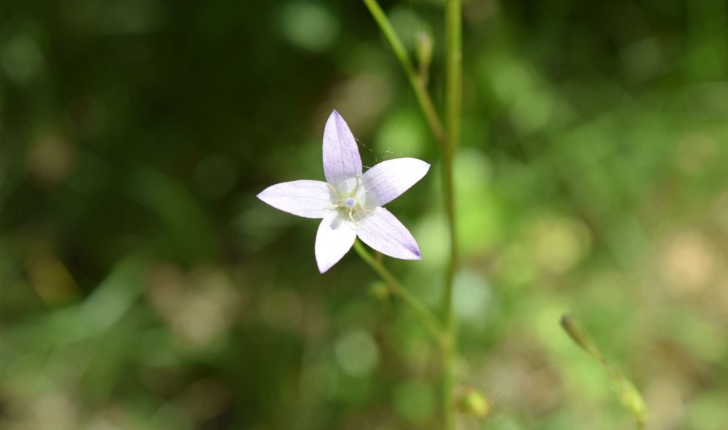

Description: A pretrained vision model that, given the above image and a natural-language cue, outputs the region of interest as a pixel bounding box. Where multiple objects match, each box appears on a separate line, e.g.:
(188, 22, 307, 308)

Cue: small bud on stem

(369, 281, 391, 301)
(454, 386, 489, 418)
(416, 31, 433, 87)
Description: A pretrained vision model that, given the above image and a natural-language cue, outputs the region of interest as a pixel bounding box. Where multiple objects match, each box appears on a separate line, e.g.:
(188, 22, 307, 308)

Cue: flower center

(326, 175, 374, 227)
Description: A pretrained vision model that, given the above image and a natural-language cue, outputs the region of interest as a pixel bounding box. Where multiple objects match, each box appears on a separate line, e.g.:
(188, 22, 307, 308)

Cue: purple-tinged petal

(362, 158, 430, 208)
(356, 207, 421, 260)
(323, 110, 362, 187)
(315, 212, 357, 273)
(257, 180, 333, 219)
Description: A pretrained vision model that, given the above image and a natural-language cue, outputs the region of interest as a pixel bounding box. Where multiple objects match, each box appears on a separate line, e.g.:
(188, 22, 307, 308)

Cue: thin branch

(353, 240, 446, 345)
(362, 0, 447, 148)
(441, 1, 462, 429)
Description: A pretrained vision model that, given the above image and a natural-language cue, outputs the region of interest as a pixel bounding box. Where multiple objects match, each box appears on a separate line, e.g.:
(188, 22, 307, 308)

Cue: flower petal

(257, 180, 333, 218)
(315, 212, 357, 273)
(323, 110, 362, 187)
(356, 207, 421, 260)
(362, 158, 430, 208)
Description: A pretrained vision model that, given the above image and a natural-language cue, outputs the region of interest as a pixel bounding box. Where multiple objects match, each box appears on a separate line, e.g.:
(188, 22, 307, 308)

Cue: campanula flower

(258, 111, 430, 273)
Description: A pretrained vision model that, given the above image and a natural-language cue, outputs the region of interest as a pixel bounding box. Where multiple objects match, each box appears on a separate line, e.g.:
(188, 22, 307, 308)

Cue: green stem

(353, 240, 446, 344)
(442, 1, 462, 429)
(440, 147, 458, 430)
(362, 0, 447, 148)
(444, 0, 462, 300)
(445, 0, 462, 153)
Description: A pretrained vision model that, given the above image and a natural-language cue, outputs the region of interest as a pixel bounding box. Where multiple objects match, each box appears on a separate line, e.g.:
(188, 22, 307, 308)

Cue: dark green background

(1, 0, 727, 429)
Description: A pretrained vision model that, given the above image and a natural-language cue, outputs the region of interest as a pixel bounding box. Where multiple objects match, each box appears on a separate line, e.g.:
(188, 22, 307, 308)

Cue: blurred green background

(1, 0, 727, 429)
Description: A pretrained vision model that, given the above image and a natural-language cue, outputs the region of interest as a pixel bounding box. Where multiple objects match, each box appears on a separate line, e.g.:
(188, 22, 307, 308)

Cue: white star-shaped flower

(258, 110, 430, 273)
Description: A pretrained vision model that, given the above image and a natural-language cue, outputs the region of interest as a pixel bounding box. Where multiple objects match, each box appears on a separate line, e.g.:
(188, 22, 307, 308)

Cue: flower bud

(416, 31, 433, 86)
(369, 282, 390, 301)
(416, 31, 433, 68)
(560, 314, 602, 360)
(455, 386, 489, 418)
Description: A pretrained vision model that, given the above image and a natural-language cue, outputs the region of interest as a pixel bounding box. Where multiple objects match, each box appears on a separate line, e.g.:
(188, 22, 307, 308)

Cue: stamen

(352, 174, 360, 195)
(326, 183, 342, 198)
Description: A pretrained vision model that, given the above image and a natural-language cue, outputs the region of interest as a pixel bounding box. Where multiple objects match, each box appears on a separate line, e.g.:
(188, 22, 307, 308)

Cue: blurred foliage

(1, 0, 727, 429)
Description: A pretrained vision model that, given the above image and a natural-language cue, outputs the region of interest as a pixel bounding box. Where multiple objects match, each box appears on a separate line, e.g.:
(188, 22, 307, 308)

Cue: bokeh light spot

(393, 380, 436, 423)
(374, 109, 427, 159)
(281, 3, 339, 52)
(453, 270, 493, 327)
(2, 34, 44, 84)
(334, 330, 379, 377)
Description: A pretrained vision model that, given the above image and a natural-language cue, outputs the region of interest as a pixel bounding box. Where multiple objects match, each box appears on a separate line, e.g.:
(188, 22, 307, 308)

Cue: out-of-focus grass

(0, 0, 727, 429)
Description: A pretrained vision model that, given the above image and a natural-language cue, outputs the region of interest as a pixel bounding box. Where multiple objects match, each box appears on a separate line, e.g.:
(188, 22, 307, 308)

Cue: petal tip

(316, 255, 329, 273)
(316, 255, 337, 273)
(405, 240, 422, 260)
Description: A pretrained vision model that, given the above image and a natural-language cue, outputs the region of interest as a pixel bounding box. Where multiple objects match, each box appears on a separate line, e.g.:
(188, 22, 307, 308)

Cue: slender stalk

(561, 315, 647, 429)
(441, 160, 458, 430)
(442, 0, 462, 324)
(442, 1, 462, 429)
(362, 0, 447, 148)
(353, 240, 446, 344)
(445, 0, 462, 152)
